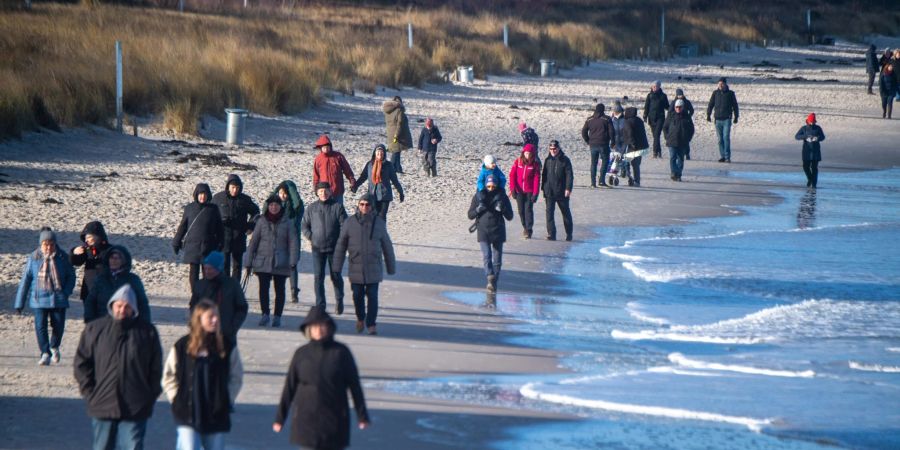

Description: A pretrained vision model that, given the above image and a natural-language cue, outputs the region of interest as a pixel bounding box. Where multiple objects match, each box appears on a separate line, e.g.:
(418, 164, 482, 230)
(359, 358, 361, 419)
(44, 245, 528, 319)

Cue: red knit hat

(314, 134, 332, 148)
(522, 143, 536, 154)
(806, 113, 816, 125)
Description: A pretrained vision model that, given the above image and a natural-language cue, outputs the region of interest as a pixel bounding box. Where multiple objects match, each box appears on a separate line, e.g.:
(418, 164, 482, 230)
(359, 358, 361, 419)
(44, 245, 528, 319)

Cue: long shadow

(391, 260, 574, 296)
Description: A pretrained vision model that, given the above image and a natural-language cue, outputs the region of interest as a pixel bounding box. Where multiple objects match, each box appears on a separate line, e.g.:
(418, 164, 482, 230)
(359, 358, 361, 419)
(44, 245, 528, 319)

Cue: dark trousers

(289, 263, 300, 302)
(188, 263, 201, 293)
(803, 160, 819, 187)
(312, 250, 344, 309)
(478, 241, 503, 277)
(882, 94, 894, 118)
(515, 194, 534, 233)
(256, 273, 287, 316)
(351, 283, 379, 327)
(223, 251, 242, 280)
(590, 145, 610, 186)
(423, 150, 437, 176)
(545, 196, 573, 239)
(390, 151, 403, 173)
(649, 119, 664, 157)
(867, 72, 876, 93)
(92, 418, 147, 450)
(668, 146, 685, 178)
(631, 155, 642, 185)
(34, 307, 66, 355)
(374, 200, 390, 222)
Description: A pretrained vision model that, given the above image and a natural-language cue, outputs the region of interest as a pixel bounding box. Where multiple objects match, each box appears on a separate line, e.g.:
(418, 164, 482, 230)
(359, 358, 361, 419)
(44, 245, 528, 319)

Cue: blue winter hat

(485, 174, 497, 186)
(203, 251, 225, 273)
(38, 226, 56, 244)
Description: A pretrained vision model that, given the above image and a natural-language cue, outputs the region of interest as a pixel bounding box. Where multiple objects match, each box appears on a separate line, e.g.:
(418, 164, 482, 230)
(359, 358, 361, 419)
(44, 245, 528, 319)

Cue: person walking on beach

(382, 96, 413, 174)
(468, 174, 514, 292)
(508, 144, 541, 239)
(581, 103, 615, 188)
(270, 180, 304, 303)
(84, 245, 152, 324)
(668, 88, 695, 160)
(70, 220, 111, 302)
(707, 77, 740, 163)
(663, 99, 695, 182)
(878, 63, 897, 119)
(333, 194, 396, 335)
(643, 80, 669, 158)
(622, 106, 649, 187)
(795, 113, 826, 189)
(417, 117, 442, 176)
(301, 182, 347, 315)
(542, 140, 574, 241)
(610, 101, 626, 155)
(273, 307, 370, 449)
(212, 174, 260, 280)
(245, 195, 299, 328)
(476, 154, 507, 191)
(518, 121, 540, 156)
(351, 144, 405, 222)
(174, 183, 225, 293)
(15, 227, 75, 366)
(74, 284, 162, 450)
(866, 44, 879, 95)
(312, 135, 356, 204)
(163, 300, 243, 450)
(190, 251, 249, 346)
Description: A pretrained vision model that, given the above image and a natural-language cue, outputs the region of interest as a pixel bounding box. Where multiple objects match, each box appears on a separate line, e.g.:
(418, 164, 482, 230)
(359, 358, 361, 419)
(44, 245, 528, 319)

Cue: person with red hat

(312, 135, 356, 204)
(794, 113, 826, 188)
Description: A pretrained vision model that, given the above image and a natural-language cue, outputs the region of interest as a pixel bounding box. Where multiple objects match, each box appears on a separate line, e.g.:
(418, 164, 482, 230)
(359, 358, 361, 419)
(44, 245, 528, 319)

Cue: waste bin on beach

(225, 108, 248, 146)
(540, 59, 555, 77)
(457, 66, 474, 83)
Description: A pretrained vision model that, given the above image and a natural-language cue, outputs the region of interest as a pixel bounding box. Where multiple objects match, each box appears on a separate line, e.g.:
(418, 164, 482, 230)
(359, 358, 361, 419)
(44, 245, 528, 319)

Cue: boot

(334, 299, 344, 315)
(486, 275, 496, 292)
(258, 314, 270, 327)
(272, 316, 282, 328)
(356, 320, 365, 333)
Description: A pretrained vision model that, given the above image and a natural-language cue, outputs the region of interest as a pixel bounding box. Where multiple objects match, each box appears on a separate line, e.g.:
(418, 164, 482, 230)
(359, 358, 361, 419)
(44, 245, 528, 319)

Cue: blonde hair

(188, 299, 226, 358)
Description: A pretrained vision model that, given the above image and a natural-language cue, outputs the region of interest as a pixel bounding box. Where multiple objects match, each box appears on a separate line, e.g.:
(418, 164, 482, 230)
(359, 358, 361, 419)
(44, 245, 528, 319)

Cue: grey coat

(301, 199, 347, 253)
(245, 214, 299, 276)
(333, 213, 396, 285)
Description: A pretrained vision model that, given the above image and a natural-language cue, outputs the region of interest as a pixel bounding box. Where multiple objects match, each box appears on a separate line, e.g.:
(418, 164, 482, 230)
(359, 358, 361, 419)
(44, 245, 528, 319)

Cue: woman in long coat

(794, 113, 826, 188)
(245, 195, 299, 328)
(173, 183, 225, 293)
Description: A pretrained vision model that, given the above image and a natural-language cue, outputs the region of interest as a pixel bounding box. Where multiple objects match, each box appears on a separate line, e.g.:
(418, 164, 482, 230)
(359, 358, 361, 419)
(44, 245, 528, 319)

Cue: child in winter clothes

(476, 154, 507, 192)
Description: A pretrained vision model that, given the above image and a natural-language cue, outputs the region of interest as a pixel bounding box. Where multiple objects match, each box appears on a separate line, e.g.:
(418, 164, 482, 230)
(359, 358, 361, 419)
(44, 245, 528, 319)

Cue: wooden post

(115, 41, 123, 133)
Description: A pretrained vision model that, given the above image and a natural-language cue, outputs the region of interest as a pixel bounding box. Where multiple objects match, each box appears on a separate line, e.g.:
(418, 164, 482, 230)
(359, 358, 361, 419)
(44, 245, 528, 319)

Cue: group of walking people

(866, 44, 900, 119)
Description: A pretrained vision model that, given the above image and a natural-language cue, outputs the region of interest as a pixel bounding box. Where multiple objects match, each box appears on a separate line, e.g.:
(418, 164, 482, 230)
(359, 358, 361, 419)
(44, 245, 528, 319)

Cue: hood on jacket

(277, 180, 302, 209)
(382, 99, 403, 114)
(370, 144, 387, 161)
(102, 244, 133, 274)
(624, 107, 638, 119)
(80, 221, 109, 244)
(299, 306, 336, 333)
(107, 284, 138, 318)
(193, 183, 213, 203)
(225, 174, 243, 196)
(592, 103, 605, 117)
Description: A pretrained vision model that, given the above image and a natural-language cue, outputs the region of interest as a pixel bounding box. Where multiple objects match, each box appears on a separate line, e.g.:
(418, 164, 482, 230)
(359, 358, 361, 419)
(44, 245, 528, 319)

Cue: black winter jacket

(74, 316, 163, 421)
(275, 338, 369, 449)
(212, 175, 260, 255)
(663, 111, 695, 148)
(582, 113, 616, 147)
(866, 46, 879, 74)
(190, 273, 248, 344)
(333, 212, 396, 284)
(169, 336, 235, 433)
(84, 245, 152, 324)
(173, 183, 225, 264)
(795, 124, 825, 162)
(622, 107, 650, 150)
(541, 151, 574, 199)
(70, 221, 111, 301)
(417, 125, 442, 152)
(301, 199, 347, 253)
(467, 188, 514, 244)
(643, 90, 670, 123)
(707, 87, 740, 121)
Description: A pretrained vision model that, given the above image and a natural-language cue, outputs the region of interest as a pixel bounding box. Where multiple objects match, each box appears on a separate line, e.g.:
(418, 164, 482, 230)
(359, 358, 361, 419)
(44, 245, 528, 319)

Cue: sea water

(384, 168, 900, 449)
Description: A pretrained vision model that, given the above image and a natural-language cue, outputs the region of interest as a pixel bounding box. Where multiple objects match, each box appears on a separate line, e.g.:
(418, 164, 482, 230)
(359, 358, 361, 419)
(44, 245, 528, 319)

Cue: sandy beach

(1, 36, 898, 449)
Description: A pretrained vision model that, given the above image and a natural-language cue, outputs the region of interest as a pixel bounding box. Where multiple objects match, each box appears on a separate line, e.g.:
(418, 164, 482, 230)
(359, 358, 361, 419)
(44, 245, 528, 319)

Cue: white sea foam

(848, 361, 900, 373)
(626, 302, 670, 325)
(668, 353, 815, 378)
(621, 262, 696, 283)
(887, 347, 900, 353)
(646, 366, 723, 377)
(610, 329, 770, 345)
(599, 246, 653, 262)
(520, 383, 772, 432)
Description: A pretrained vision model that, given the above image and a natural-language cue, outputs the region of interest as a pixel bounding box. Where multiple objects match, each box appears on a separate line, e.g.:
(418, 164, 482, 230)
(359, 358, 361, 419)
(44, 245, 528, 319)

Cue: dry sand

(1, 37, 898, 449)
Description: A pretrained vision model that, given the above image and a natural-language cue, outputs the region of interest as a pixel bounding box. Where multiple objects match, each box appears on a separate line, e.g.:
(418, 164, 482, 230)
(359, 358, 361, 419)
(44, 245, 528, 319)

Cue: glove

(733, 118, 738, 124)
(399, 193, 405, 203)
(493, 201, 503, 212)
(706, 116, 711, 122)
(475, 204, 487, 214)
(531, 194, 539, 204)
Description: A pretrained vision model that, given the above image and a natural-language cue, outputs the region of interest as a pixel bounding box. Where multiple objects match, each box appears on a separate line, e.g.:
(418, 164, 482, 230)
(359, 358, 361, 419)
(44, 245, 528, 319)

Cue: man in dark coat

(74, 284, 163, 450)
(668, 88, 695, 160)
(582, 103, 616, 188)
(417, 118, 442, 176)
(467, 175, 514, 292)
(274, 307, 369, 449)
(707, 77, 740, 163)
(190, 251, 249, 345)
(794, 113, 826, 188)
(622, 107, 649, 186)
(301, 182, 347, 314)
(173, 183, 225, 293)
(643, 80, 670, 158)
(212, 174, 260, 280)
(383, 96, 413, 173)
(866, 44, 879, 95)
(663, 99, 695, 182)
(70, 220, 111, 301)
(333, 194, 397, 335)
(541, 140, 574, 241)
(84, 245, 152, 324)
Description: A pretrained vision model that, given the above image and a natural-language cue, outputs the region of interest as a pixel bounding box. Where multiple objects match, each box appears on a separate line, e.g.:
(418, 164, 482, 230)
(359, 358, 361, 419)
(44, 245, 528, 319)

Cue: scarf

(372, 159, 383, 184)
(37, 251, 62, 293)
(265, 209, 284, 223)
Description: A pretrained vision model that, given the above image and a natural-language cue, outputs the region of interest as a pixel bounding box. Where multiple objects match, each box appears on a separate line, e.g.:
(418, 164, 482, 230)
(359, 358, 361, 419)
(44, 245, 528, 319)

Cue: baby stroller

(605, 148, 649, 187)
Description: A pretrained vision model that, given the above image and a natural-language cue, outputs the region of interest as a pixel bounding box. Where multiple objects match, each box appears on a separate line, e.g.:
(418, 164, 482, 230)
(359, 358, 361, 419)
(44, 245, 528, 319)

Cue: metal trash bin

(539, 59, 555, 77)
(457, 65, 474, 83)
(225, 108, 248, 146)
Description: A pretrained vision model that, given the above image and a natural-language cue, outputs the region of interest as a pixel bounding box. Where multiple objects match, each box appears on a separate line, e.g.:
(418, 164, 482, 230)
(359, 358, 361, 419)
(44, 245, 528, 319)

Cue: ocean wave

(669, 353, 815, 378)
(626, 302, 670, 325)
(599, 246, 653, 262)
(887, 347, 900, 353)
(646, 366, 723, 377)
(848, 361, 900, 373)
(610, 329, 769, 345)
(621, 262, 696, 283)
(520, 382, 772, 432)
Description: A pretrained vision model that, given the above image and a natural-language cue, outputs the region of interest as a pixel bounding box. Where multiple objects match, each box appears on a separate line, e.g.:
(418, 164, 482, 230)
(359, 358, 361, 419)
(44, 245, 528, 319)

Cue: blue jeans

(715, 119, 732, 159)
(311, 250, 344, 309)
(589, 145, 610, 186)
(479, 241, 503, 277)
(34, 307, 65, 355)
(176, 426, 225, 450)
(351, 283, 379, 327)
(668, 146, 685, 178)
(92, 418, 147, 450)
(390, 150, 403, 173)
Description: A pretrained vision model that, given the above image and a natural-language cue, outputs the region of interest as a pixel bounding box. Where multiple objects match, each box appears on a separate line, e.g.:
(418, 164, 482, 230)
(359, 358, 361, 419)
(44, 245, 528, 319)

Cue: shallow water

(384, 168, 900, 449)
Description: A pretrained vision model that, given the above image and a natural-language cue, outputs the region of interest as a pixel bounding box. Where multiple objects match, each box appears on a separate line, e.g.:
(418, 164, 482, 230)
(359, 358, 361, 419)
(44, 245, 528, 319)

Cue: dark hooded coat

(643, 89, 670, 124)
(795, 124, 826, 162)
(84, 245, 152, 323)
(190, 272, 248, 344)
(212, 174, 260, 255)
(467, 187, 514, 244)
(269, 180, 305, 241)
(173, 183, 225, 264)
(581, 106, 615, 147)
(622, 107, 650, 150)
(663, 110, 695, 148)
(333, 211, 396, 285)
(382, 99, 413, 152)
(541, 150, 574, 200)
(70, 221, 112, 300)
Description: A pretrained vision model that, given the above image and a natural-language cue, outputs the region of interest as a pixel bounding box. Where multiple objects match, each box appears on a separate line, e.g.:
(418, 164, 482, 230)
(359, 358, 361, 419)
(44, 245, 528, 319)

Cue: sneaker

(546, 235, 556, 241)
(50, 348, 60, 364)
(367, 326, 378, 336)
(670, 175, 677, 181)
(718, 158, 726, 163)
(258, 314, 270, 327)
(526, 230, 533, 239)
(725, 159, 731, 163)
(356, 320, 365, 333)
(335, 300, 344, 316)
(38, 353, 50, 366)
(271, 316, 281, 328)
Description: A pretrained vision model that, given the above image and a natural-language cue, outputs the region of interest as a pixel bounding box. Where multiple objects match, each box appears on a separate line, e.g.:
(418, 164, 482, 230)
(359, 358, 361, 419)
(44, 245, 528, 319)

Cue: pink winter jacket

(509, 157, 541, 195)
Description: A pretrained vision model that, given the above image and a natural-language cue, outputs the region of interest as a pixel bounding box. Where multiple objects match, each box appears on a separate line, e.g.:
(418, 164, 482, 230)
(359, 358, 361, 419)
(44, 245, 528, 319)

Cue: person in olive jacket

(541, 140, 574, 241)
(794, 113, 826, 188)
(212, 174, 260, 280)
(271, 180, 305, 303)
(190, 251, 249, 345)
(468, 174, 514, 293)
(173, 183, 225, 293)
(273, 307, 370, 449)
(333, 194, 397, 335)
(643, 80, 670, 158)
(351, 144, 405, 222)
(301, 182, 348, 314)
(245, 195, 299, 328)
(70, 220, 112, 301)
(84, 245, 152, 324)
(663, 99, 695, 182)
(382, 96, 413, 174)
(74, 284, 163, 450)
